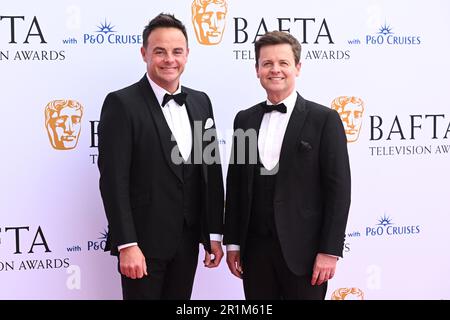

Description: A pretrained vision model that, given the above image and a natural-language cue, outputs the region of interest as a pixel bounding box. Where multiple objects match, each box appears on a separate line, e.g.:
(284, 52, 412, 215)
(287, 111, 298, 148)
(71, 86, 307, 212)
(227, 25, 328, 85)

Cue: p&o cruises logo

(83, 20, 142, 45)
(365, 22, 421, 46)
(365, 214, 420, 238)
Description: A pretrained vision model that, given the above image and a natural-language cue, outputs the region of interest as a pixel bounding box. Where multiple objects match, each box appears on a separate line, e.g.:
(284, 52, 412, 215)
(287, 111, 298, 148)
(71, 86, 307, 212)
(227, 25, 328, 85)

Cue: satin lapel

(278, 93, 309, 178)
(138, 76, 183, 182)
(183, 90, 206, 181)
(246, 104, 265, 201)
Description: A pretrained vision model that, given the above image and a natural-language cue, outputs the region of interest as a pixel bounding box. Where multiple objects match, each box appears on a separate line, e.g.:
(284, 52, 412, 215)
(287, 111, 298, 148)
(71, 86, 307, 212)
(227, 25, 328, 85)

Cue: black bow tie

(162, 92, 187, 107)
(263, 102, 287, 113)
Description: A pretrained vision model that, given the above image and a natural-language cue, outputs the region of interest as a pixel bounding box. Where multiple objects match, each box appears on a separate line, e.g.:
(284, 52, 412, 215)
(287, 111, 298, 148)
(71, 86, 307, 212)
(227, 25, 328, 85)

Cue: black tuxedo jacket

(224, 93, 351, 276)
(98, 75, 224, 259)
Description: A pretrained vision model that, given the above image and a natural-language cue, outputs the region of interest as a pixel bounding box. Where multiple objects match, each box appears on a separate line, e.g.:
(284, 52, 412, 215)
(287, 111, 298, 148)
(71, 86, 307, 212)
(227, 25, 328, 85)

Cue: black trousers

(242, 235, 327, 300)
(120, 224, 199, 300)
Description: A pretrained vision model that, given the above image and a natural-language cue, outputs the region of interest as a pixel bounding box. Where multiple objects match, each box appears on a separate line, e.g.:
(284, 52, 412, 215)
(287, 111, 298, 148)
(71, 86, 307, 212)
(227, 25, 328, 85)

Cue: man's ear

(295, 62, 301, 76)
(140, 46, 146, 61)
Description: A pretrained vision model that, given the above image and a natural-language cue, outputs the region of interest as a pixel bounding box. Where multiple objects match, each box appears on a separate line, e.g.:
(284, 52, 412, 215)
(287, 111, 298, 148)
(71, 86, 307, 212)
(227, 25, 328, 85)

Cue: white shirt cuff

(117, 242, 138, 251)
(226, 244, 240, 251)
(210, 233, 222, 242)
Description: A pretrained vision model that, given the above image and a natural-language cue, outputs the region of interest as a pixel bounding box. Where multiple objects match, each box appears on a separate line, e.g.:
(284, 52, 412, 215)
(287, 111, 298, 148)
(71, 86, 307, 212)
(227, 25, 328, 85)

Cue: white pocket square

(204, 118, 214, 129)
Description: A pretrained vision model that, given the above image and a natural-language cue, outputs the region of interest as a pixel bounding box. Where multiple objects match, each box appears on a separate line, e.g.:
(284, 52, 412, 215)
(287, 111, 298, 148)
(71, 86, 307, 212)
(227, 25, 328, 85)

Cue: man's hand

(311, 253, 337, 285)
(226, 250, 243, 279)
(204, 240, 223, 268)
(119, 245, 148, 279)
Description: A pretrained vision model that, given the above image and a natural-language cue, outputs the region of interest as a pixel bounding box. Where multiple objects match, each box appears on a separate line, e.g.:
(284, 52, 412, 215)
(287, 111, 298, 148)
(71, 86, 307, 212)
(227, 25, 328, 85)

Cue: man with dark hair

(224, 31, 351, 300)
(98, 13, 224, 300)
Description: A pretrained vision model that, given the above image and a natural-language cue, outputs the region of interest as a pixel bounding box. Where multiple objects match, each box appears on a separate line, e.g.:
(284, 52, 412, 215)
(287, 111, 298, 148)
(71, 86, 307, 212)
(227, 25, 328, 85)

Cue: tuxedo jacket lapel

(246, 105, 265, 203)
(138, 76, 183, 182)
(183, 90, 206, 181)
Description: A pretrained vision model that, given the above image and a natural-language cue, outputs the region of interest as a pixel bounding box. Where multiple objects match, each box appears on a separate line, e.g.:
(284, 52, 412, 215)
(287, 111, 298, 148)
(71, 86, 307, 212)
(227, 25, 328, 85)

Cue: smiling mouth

(161, 67, 178, 72)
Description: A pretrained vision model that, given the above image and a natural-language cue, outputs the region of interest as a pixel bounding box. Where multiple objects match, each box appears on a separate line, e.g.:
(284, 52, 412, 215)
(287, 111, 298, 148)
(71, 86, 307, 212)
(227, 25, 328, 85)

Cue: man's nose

(270, 63, 281, 73)
(164, 52, 175, 63)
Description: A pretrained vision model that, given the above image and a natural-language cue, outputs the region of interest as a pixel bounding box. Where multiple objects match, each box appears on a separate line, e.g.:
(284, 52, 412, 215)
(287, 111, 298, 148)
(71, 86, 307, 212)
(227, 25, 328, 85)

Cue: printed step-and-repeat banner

(1, 0, 449, 299)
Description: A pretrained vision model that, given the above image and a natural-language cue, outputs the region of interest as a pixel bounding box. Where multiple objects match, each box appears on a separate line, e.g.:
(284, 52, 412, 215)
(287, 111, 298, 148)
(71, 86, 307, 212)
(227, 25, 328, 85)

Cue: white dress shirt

(258, 90, 297, 171)
(147, 75, 192, 162)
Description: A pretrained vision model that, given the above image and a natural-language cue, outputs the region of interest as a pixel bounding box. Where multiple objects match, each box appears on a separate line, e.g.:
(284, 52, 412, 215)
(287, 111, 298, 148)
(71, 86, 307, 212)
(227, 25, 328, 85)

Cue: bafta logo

(192, 0, 228, 45)
(331, 96, 365, 143)
(45, 100, 83, 150)
(331, 287, 364, 300)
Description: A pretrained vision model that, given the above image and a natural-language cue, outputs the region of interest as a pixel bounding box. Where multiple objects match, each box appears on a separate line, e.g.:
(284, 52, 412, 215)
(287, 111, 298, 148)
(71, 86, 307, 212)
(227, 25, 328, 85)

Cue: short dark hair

(142, 13, 188, 48)
(254, 31, 301, 66)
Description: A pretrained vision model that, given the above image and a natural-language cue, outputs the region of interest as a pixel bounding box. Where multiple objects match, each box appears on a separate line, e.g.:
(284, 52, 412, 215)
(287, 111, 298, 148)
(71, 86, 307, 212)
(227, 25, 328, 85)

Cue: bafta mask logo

(192, 0, 228, 45)
(45, 100, 83, 150)
(331, 96, 365, 143)
(331, 287, 364, 300)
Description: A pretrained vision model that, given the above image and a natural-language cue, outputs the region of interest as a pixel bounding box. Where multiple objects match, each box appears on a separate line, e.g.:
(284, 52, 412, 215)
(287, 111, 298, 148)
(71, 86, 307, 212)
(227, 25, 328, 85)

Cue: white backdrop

(1, 0, 449, 299)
